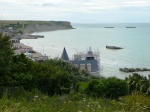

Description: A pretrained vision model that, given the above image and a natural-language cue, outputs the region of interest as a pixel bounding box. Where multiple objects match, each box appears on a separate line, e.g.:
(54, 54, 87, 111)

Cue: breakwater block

(119, 68, 150, 73)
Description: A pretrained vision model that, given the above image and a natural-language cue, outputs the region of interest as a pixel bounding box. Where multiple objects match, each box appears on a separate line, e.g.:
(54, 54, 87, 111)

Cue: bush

(76, 82, 89, 93)
(126, 73, 150, 95)
(85, 77, 129, 99)
(50, 71, 71, 95)
(115, 91, 150, 112)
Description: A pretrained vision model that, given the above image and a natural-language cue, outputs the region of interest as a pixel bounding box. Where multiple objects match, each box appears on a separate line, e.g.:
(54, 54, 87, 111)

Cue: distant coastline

(22, 21, 74, 34)
(0, 20, 74, 34)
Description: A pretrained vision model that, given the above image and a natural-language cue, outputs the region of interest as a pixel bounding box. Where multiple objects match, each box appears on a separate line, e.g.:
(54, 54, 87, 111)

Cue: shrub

(85, 77, 128, 99)
(76, 82, 89, 93)
(126, 73, 150, 95)
(116, 91, 150, 112)
(44, 71, 71, 95)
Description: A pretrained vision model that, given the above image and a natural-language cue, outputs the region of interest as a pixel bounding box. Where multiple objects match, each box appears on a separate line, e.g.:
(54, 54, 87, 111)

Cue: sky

(0, 0, 150, 23)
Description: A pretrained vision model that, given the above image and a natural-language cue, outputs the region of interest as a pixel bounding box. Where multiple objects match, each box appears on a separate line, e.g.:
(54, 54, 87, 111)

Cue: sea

(20, 23, 150, 79)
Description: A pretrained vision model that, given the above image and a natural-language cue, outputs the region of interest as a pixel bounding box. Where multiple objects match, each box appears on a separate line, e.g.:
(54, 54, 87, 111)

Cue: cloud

(42, 3, 56, 7)
(0, 0, 150, 22)
(2, 0, 150, 12)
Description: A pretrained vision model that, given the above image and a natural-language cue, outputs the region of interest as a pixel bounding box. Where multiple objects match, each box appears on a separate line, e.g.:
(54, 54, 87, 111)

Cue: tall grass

(0, 91, 150, 112)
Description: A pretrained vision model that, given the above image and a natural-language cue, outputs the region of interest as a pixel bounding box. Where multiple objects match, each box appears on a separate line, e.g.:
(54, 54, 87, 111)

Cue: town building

(61, 47, 100, 75)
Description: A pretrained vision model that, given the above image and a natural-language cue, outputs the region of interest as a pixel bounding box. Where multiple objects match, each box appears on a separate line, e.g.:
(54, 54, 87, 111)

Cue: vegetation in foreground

(0, 34, 150, 111)
(0, 91, 150, 112)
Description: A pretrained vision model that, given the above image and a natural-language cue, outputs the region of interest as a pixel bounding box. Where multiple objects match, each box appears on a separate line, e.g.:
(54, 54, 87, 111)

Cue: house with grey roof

(60, 47, 100, 75)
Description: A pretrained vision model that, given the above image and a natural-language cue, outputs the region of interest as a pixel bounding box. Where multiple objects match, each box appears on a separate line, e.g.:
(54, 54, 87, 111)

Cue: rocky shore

(119, 68, 150, 73)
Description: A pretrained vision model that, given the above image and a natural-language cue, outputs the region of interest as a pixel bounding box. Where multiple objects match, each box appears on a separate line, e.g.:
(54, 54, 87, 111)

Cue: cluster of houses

(0, 26, 48, 62)
(0, 25, 100, 75)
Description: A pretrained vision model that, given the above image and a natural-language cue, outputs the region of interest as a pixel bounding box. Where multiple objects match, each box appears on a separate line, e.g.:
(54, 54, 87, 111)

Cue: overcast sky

(0, 0, 150, 23)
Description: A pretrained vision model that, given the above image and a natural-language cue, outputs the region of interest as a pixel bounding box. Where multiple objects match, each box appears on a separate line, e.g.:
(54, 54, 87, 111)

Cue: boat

(106, 46, 123, 49)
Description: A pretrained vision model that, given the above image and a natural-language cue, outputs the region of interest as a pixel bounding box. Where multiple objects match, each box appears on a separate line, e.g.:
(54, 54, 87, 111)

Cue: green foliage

(115, 91, 150, 112)
(0, 36, 90, 96)
(12, 53, 34, 74)
(0, 93, 116, 112)
(0, 35, 89, 95)
(0, 35, 14, 76)
(76, 82, 89, 93)
(0, 92, 150, 112)
(48, 71, 71, 95)
(85, 77, 129, 99)
(44, 59, 91, 90)
(12, 73, 36, 91)
(0, 35, 93, 97)
(126, 73, 150, 95)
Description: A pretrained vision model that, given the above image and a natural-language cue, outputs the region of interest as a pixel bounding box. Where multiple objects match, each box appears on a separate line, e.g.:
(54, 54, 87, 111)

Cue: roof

(86, 47, 94, 57)
(61, 47, 69, 60)
(85, 47, 95, 60)
(86, 50, 94, 58)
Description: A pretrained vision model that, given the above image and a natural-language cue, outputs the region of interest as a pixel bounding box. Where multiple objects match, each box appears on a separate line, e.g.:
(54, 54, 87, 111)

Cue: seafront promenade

(0, 27, 48, 61)
(12, 40, 48, 62)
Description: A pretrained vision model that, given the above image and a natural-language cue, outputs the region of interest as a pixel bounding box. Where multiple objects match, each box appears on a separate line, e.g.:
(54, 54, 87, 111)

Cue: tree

(0, 35, 14, 76)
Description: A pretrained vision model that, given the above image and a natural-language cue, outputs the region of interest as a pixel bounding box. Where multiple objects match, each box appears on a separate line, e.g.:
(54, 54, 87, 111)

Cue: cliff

(22, 21, 74, 34)
(1, 20, 74, 34)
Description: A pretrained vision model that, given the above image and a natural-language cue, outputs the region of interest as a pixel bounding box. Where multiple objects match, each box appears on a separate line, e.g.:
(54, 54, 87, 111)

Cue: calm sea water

(20, 23, 150, 79)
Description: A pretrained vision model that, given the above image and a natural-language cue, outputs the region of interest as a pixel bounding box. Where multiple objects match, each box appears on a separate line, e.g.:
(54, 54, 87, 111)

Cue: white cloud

(2, 0, 150, 12)
(0, 0, 150, 22)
